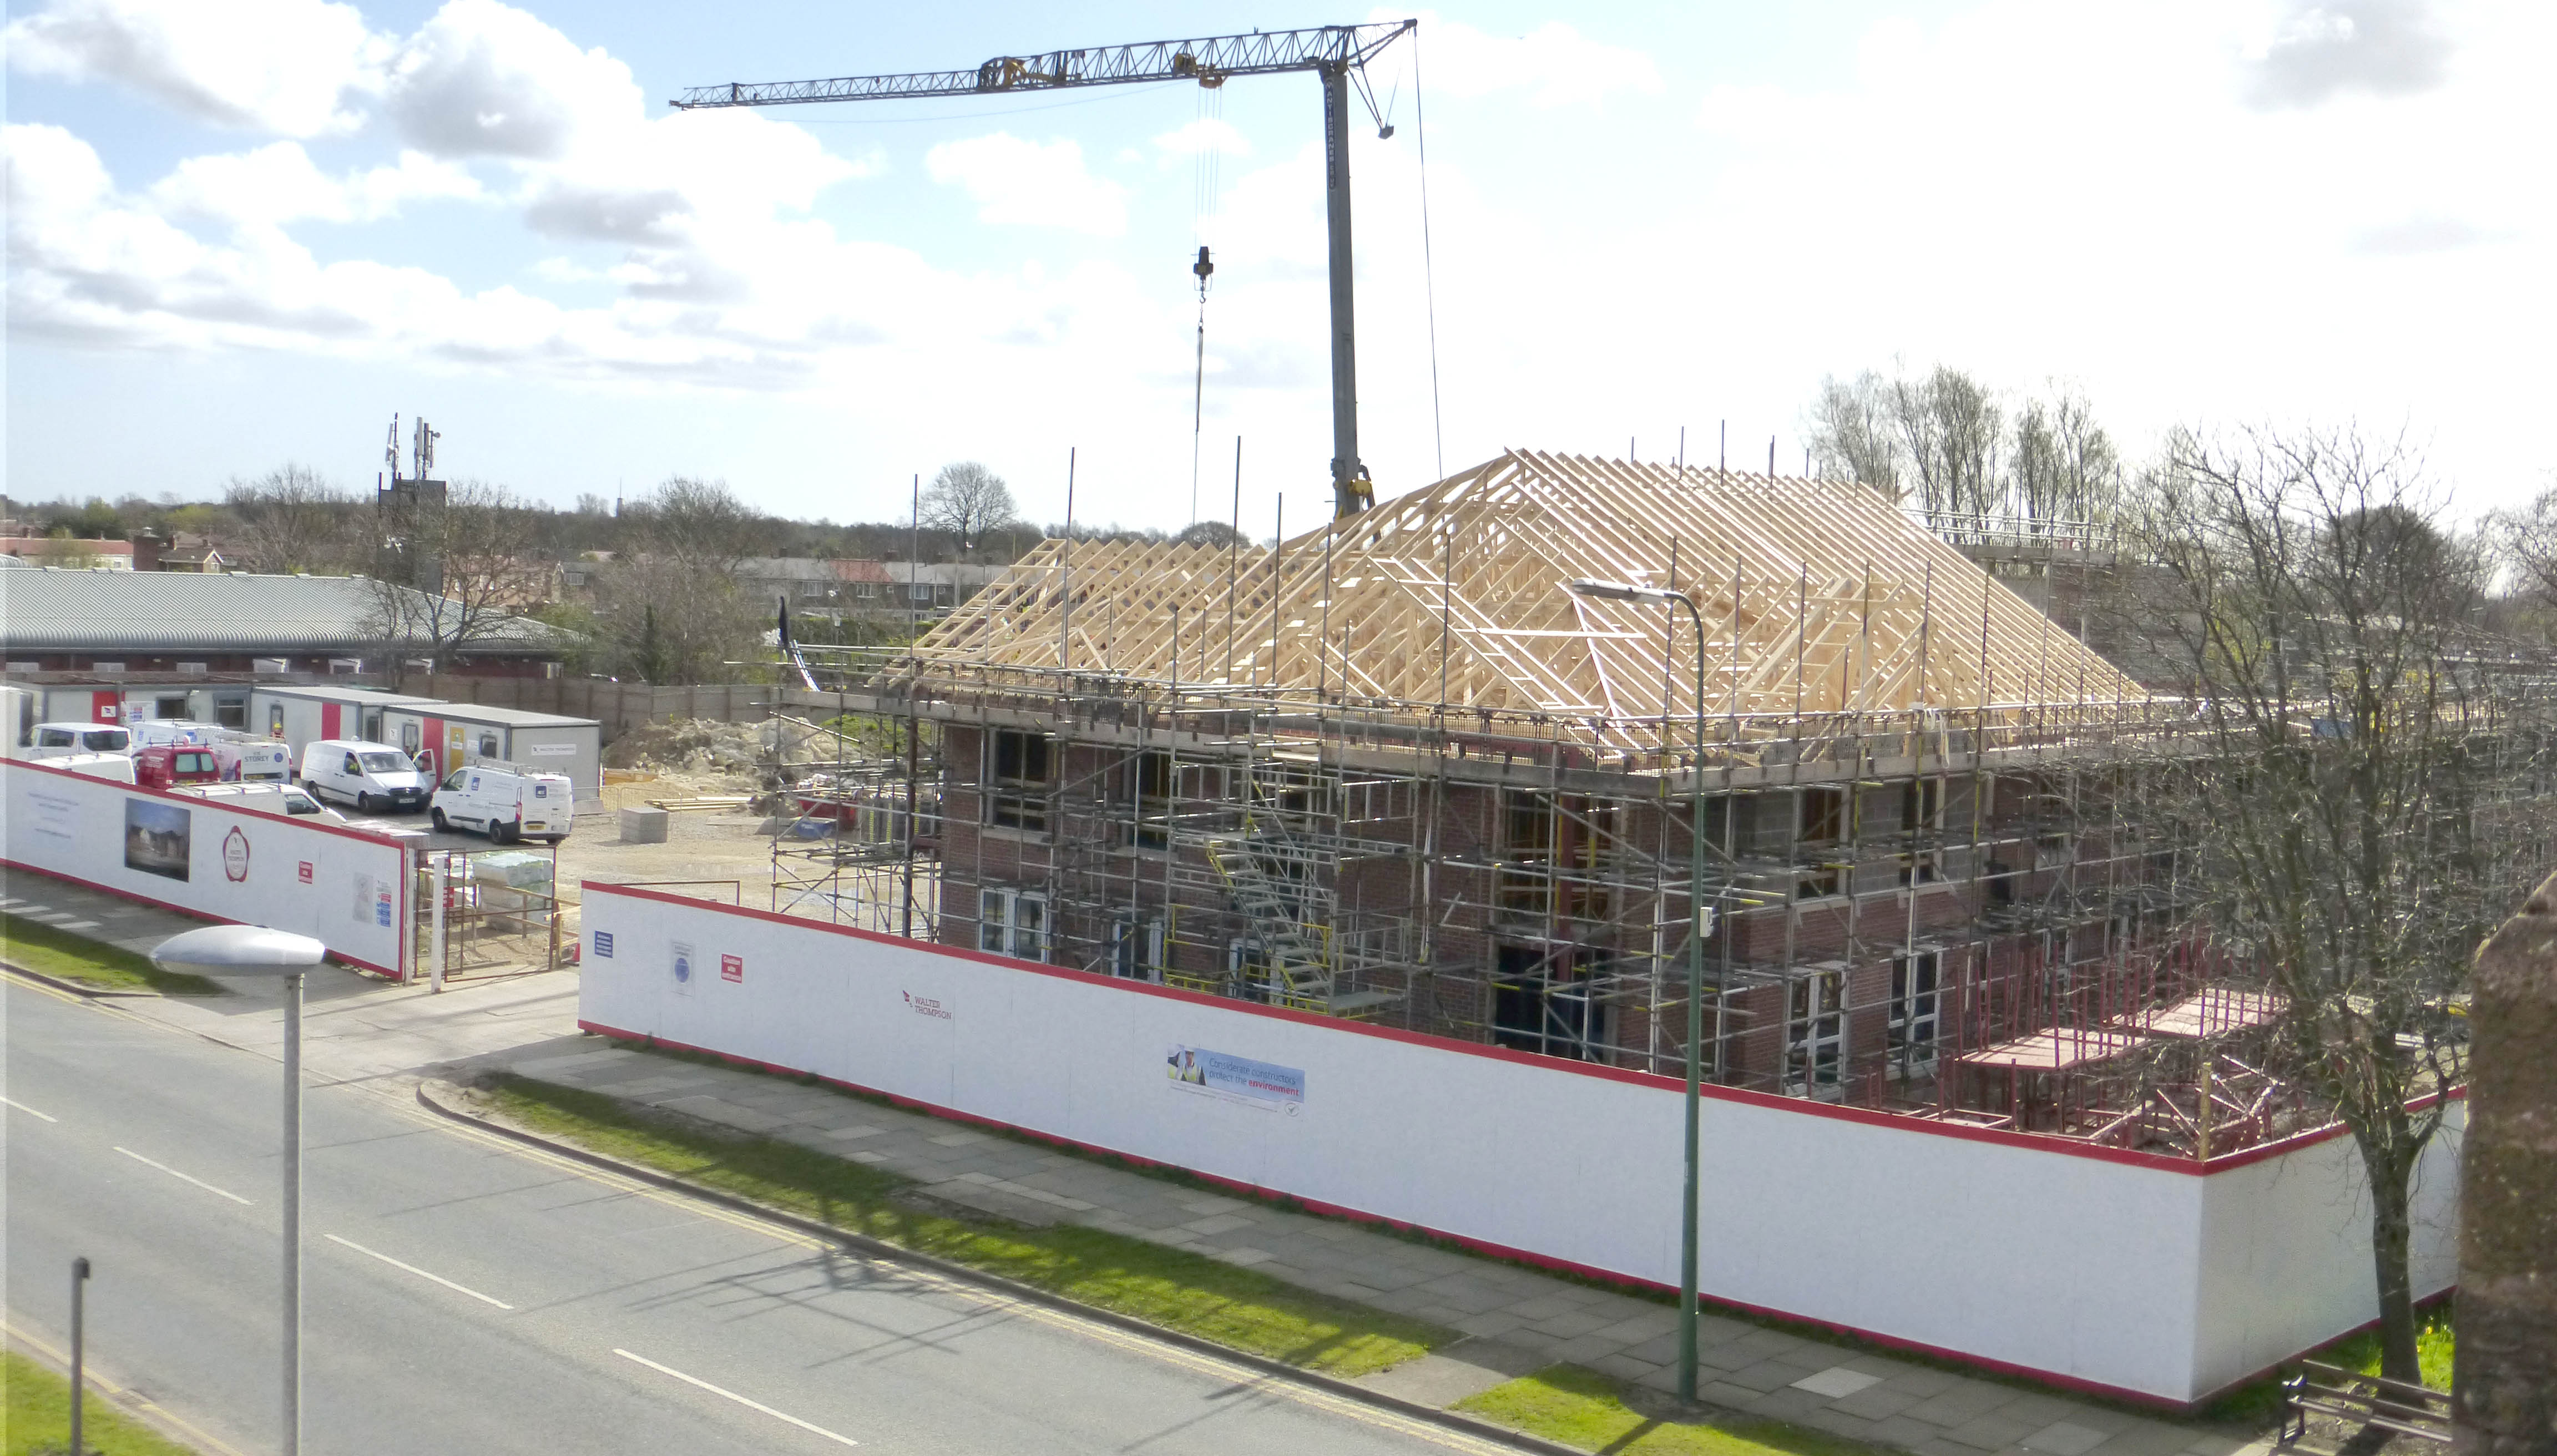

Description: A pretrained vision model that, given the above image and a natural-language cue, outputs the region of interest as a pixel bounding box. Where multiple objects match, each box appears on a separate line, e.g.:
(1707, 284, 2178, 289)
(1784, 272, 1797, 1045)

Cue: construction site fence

(577, 882, 2463, 1407)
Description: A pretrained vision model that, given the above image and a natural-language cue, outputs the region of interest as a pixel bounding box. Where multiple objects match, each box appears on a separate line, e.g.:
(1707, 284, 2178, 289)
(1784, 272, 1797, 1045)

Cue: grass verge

(481, 1074, 1451, 1378)
(2205, 1301, 2455, 1422)
(1454, 1364, 1877, 1456)
(3, 1350, 200, 1455)
(0, 913, 221, 996)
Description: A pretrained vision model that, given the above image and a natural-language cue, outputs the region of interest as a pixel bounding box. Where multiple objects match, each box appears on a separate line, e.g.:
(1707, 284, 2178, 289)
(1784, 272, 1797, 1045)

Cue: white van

(431, 761, 574, 843)
(130, 720, 223, 750)
(23, 722, 133, 760)
(48, 751, 139, 783)
(299, 739, 431, 813)
(212, 736, 292, 782)
(179, 781, 348, 823)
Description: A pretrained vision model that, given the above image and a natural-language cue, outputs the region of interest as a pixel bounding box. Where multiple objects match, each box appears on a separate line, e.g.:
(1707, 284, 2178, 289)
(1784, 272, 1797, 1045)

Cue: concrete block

(619, 805, 670, 842)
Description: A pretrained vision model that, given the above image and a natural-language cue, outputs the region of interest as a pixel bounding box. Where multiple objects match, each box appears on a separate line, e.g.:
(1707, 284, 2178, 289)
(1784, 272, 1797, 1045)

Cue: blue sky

(7, 0, 2550, 532)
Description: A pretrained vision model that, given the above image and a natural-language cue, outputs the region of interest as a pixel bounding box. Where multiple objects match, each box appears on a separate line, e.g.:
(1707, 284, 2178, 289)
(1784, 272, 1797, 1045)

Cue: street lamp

(151, 924, 326, 1456)
(1568, 577, 1714, 1404)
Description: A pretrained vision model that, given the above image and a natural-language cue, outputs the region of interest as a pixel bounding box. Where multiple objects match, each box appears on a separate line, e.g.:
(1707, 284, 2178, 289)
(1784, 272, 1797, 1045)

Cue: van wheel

(431, 809, 449, 832)
(499, 819, 521, 845)
(355, 792, 374, 815)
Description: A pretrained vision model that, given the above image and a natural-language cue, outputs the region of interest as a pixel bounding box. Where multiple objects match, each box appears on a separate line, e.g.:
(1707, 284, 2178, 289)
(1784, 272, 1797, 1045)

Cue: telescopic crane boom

(674, 21, 1416, 519)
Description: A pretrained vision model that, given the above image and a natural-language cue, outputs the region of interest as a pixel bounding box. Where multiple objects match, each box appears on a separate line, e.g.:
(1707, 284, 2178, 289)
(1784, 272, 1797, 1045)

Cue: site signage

(1165, 1044, 1305, 1113)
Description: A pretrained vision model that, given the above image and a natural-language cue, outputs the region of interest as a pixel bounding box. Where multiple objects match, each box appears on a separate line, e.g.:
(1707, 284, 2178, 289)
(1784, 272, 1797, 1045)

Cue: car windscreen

(357, 752, 410, 774)
(82, 730, 130, 751)
(285, 792, 321, 815)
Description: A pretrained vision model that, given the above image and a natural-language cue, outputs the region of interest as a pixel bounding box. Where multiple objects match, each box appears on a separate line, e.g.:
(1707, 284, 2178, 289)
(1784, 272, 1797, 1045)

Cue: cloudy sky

(6, 0, 2549, 530)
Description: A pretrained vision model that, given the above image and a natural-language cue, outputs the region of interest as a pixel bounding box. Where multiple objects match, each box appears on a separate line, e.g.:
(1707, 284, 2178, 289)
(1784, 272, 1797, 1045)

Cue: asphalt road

(3, 977, 1502, 1456)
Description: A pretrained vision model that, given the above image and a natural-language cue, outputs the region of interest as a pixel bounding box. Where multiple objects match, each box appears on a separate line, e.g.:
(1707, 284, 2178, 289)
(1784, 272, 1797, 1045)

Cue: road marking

(113, 1146, 252, 1205)
(325, 1233, 514, 1309)
(614, 1348, 860, 1447)
(1, 1094, 58, 1121)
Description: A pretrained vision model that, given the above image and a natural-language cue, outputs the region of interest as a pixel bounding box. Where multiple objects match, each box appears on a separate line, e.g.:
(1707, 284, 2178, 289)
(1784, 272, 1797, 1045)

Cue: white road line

(613, 1349, 859, 1447)
(112, 1147, 253, 1205)
(325, 1234, 514, 1310)
(2, 1094, 58, 1122)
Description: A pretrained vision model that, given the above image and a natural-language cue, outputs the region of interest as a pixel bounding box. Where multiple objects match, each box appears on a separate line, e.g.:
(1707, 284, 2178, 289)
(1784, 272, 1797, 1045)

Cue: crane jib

(669, 21, 1413, 109)
(673, 19, 1416, 519)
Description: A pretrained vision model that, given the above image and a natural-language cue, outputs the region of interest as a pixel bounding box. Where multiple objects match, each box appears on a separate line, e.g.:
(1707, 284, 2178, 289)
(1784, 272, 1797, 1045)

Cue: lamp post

(1569, 577, 1713, 1403)
(151, 924, 327, 1456)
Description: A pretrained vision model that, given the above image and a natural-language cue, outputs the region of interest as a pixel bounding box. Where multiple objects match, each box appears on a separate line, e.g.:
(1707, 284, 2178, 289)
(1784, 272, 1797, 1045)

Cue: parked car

(47, 751, 138, 783)
(431, 761, 574, 843)
(134, 744, 223, 790)
(299, 739, 431, 813)
(21, 721, 132, 759)
(178, 781, 348, 823)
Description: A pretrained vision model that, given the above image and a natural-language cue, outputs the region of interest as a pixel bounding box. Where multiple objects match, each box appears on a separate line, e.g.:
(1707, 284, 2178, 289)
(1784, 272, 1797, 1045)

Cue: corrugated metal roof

(0, 570, 573, 655)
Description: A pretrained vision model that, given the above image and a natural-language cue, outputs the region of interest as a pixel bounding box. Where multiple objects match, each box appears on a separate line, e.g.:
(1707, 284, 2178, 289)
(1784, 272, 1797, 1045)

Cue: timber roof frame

(899, 451, 2152, 757)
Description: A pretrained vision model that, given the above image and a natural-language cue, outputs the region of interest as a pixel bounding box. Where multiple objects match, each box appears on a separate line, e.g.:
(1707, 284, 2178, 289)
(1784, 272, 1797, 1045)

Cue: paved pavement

(4, 872, 2276, 1456)
(477, 1035, 2273, 1456)
(3, 973, 1523, 1456)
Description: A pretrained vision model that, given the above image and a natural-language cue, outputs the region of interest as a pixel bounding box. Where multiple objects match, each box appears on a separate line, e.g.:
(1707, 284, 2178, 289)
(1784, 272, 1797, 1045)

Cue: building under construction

(781, 450, 2534, 1160)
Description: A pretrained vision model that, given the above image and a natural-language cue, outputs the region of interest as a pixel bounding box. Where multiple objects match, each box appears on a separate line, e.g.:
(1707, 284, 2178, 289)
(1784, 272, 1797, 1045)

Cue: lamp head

(151, 924, 326, 979)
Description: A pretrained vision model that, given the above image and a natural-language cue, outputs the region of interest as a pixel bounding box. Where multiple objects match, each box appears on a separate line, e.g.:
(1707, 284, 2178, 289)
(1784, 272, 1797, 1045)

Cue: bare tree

(920, 462, 1017, 552)
(225, 464, 355, 573)
(595, 553, 763, 684)
(1890, 366, 2003, 523)
(1805, 372, 1902, 500)
(362, 479, 558, 676)
(640, 476, 766, 571)
(587, 476, 768, 683)
(2010, 386, 2121, 532)
(2125, 424, 2534, 1383)
(1173, 520, 1247, 549)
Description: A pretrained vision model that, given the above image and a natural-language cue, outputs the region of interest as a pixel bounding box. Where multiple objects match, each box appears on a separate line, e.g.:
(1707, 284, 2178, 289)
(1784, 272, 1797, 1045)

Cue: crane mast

(673, 21, 1416, 519)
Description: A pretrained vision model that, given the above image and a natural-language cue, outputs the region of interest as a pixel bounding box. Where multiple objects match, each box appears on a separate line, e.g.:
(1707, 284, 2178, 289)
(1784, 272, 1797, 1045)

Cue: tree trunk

(2357, 1125, 2424, 1385)
(2459, 873, 2557, 1456)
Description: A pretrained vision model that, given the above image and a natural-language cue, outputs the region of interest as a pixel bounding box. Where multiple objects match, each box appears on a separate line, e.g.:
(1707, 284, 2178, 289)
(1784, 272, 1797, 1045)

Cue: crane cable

(1188, 79, 1226, 528)
(1414, 30, 1444, 483)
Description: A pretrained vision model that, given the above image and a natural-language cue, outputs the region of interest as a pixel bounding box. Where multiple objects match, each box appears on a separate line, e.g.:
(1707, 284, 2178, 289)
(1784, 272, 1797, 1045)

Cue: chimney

(131, 528, 165, 573)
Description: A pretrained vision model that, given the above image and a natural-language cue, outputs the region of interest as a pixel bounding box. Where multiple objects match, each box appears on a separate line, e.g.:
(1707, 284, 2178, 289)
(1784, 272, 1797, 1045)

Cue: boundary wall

(3, 760, 412, 977)
(575, 883, 2460, 1406)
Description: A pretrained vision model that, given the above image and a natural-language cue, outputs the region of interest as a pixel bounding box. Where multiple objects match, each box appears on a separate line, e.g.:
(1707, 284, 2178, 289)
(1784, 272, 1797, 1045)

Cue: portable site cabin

(249, 685, 442, 759)
(377, 702, 602, 802)
(4, 683, 135, 730)
(122, 683, 256, 730)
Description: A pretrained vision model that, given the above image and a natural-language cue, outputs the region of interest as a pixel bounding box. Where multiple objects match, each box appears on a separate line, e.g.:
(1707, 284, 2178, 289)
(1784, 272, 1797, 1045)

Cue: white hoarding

(576, 884, 2458, 1406)
(4, 760, 412, 977)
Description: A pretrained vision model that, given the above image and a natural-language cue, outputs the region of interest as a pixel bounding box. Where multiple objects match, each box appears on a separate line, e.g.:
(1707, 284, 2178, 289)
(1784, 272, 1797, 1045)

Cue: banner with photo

(1164, 1044, 1305, 1113)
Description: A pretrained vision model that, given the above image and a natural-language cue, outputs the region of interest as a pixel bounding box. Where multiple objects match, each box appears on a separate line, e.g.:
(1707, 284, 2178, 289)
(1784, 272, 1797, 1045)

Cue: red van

(134, 745, 222, 791)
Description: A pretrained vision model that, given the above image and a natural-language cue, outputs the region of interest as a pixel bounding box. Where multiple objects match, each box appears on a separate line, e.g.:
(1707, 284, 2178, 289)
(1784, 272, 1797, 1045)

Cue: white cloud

(1386, 10, 1662, 108)
(2, 0, 391, 135)
(926, 133, 1126, 236)
(383, 0, 639, 160)
(1153, 119, 1251, 159)
(2241, 0, 2453, 109)
(148, 143, 483, 224)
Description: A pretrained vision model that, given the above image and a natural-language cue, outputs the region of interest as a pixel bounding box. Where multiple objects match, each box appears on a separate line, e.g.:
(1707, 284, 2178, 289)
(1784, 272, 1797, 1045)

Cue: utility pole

(671, 22, 1412, 520)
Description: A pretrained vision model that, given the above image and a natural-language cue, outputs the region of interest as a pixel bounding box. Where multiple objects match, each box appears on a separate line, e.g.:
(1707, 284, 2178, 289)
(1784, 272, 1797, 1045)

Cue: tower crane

(673, 21, 1416, 519)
